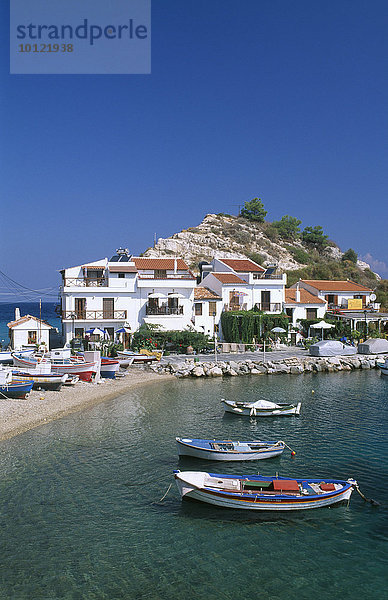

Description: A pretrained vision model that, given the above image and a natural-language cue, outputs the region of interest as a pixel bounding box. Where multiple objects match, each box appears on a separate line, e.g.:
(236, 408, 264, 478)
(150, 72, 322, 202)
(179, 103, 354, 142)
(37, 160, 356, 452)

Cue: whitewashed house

(291, 280, 373, 310)
(200, 258, 286, 314)
(193, 287, 223, 337)
(60, 250, 196, 345)
(7, 312, 54, 349)
(284, 287, 327, 327)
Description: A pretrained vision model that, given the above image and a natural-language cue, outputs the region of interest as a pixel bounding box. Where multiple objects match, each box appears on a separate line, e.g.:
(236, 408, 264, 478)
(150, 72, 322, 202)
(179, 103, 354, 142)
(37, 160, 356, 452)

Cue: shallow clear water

(0, 370, 387, 599)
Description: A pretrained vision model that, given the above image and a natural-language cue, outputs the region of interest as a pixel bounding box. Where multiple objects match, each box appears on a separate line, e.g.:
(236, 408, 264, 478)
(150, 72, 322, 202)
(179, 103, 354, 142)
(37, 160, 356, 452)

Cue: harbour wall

(150, 354, 388, 378)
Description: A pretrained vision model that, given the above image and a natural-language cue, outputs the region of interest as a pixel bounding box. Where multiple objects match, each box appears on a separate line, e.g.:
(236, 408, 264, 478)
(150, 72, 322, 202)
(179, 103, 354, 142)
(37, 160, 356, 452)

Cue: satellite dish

(370, 293, 376, 301)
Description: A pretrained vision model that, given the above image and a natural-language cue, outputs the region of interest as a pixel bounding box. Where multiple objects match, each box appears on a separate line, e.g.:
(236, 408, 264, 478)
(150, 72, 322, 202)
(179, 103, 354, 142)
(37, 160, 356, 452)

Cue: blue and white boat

(377, 358, 388, 376)
(176, 437, 286, 461)
(0, 370, 34, 399)
(100, 357, 120, 379)
(174, 471, 357, 511)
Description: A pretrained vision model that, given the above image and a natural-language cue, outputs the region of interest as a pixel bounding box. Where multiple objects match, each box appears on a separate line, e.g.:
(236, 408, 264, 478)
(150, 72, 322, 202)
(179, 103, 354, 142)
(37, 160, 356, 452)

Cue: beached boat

(12, 371, 68, 391)
(100, 357, 120, 379)
(0, 371, 34, 399)
(174, 470, 357, 511)
(12, 354, 98, 382)
(176, 437, 286, 461)
(377, 358, 388, 376)
(221, 398, 301, 417)
(0, 348, 34, 365)
(116, 350, 159, 365)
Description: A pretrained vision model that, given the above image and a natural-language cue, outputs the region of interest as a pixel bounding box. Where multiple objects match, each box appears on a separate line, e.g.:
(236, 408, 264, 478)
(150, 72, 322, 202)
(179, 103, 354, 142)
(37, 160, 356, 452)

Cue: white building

(60, 250, 196, 345)
(193, 287, 223, 337)
(291, 280, 373, 310)
(7, 313, 54, 349)
(284, 287, 327, 327)
(200, 258, 286, 314)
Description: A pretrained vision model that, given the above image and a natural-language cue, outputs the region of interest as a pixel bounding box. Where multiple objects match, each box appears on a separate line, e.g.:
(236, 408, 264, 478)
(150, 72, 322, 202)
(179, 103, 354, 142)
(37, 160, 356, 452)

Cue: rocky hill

(143, 213, 375, 282)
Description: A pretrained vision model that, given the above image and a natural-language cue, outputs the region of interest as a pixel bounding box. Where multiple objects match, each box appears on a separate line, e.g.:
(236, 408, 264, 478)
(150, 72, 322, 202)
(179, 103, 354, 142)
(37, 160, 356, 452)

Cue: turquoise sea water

(0, 370, 387, 599)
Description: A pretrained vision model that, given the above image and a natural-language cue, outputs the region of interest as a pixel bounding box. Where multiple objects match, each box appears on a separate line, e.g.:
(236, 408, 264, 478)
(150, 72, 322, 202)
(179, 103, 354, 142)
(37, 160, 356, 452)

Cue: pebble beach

(0, 368, 172, 442)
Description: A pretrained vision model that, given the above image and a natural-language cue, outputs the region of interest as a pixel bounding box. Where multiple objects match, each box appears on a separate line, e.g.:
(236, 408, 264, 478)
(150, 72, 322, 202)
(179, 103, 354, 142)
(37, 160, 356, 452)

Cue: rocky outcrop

(143, 213, 378, 277)
(149, 354, 386, 378)
(144, 214, 308, 271)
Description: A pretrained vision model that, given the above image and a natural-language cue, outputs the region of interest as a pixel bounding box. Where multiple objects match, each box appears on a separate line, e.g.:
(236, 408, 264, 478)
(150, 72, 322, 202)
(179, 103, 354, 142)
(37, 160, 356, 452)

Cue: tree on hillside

(272, 215, 302, 240)
(240, 198, 267, 222)
(342, 248, 358, 264)
(301, 225, 328, 249)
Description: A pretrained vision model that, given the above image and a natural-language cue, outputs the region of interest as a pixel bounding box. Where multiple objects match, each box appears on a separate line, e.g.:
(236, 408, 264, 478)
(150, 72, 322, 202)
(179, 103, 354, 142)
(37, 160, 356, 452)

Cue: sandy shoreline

(0, 368, 174, 442)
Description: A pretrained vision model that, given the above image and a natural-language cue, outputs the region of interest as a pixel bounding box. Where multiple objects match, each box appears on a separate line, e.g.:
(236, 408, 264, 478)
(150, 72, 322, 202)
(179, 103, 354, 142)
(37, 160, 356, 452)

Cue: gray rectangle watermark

(10, 0, 151, 74)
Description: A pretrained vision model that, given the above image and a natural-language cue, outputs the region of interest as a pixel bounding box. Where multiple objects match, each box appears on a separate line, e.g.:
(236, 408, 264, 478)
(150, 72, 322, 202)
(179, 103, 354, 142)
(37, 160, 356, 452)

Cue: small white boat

(221, 398, 301, 417)
(174, 470, 357, 511)
(176, 437, 286, 461)
(377, 358, 388, 376)
(116, 351, 158, 365)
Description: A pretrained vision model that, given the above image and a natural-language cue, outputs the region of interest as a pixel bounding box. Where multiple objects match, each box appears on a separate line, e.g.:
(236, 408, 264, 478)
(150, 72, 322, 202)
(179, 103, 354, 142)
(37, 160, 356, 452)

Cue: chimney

(174, 258, 177, 274)
(15, 307, 21, 321)
(295, 282, 301, 304)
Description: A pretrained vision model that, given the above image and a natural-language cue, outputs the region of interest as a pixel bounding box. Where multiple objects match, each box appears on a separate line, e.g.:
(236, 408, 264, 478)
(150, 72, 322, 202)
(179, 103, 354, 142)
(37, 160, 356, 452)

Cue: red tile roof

(285, 289, 326, 305)
(220, 258, 265, 272)
(301, 280, 372, 292)
(195, 287, 222, 300)
(7, 315, 53, 329)
(211, 273, 247, 284)
(133, 258, 190, 271)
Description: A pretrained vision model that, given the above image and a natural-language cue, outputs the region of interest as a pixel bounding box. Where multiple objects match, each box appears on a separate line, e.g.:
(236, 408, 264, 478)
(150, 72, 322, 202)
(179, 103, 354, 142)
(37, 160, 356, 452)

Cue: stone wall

(150, 354, 388, 378)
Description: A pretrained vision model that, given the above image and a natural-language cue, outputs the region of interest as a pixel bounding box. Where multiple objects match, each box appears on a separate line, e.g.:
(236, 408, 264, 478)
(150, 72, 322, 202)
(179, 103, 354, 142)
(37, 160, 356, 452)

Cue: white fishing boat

(116, 350, 158, 365)
(12, 353, 98, 382)
(221, 398, 301, 417)
(176, 437, 286, 461)
(377, 358, 388, 376)
(174, 470, 357, 511)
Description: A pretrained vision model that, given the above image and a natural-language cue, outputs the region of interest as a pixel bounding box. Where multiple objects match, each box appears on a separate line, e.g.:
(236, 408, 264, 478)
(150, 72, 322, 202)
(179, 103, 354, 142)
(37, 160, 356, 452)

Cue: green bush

(240, 198, 267, 223)
(131, 324, 211, 354)
(272, 215, 301, 240)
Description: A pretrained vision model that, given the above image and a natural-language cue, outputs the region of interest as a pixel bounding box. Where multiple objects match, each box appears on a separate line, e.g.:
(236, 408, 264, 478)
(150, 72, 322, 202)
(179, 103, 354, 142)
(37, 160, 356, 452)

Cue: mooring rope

(155, 483, 173, 503)
(353, 482, 380, 506)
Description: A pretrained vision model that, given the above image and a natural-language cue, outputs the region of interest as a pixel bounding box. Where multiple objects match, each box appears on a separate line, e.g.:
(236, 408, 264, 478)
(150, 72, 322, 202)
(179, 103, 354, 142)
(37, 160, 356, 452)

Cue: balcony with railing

(62, 310, 127, 320)
(254, 303, 282, 312)
(223, 303, 248, 312)
(63, 278, 108, 287)
(138, 273, 195, 280)
(145, 305, 184, 316)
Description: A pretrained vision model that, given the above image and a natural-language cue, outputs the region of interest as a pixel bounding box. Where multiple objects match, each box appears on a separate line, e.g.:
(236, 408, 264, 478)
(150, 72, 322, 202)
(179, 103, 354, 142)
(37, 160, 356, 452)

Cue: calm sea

(0, 370, 387, 599)
(0, 302, 61, 346)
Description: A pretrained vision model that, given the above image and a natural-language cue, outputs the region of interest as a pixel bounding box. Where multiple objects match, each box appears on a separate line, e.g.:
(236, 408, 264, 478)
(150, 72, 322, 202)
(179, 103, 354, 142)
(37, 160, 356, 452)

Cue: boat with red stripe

(174, 470, 357, 511)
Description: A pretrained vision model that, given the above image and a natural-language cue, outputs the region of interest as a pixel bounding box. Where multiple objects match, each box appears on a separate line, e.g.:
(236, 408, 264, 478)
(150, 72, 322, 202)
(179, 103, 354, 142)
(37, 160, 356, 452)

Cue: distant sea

(0, 302, 62, 347)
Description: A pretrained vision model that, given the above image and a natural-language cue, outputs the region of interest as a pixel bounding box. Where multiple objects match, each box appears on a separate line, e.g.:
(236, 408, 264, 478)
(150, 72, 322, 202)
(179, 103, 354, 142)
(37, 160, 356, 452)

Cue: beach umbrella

(168, 292, 185, 299)
(148, 292, 166, 299)
(90, 327, 106, 337)
(310, 320, 334, 340)
(116, 327, 131, 333)
(271, 327, 287, 333)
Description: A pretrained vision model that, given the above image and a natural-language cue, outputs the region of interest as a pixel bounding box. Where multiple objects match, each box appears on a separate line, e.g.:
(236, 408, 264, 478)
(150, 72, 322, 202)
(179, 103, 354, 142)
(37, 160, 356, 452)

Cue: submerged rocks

(153, 352, 388, 379)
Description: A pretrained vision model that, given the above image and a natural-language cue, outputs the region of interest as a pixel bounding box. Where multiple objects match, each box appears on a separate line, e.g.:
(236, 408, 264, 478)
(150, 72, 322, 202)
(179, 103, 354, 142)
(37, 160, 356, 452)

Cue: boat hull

(222, 400, 301, 417)
(0, 380, 34, 399)
(377, 362, 388, 376)
(174, 471, 354, 511)
(12, 372, 67, 391)
(100, 359, 120, 379)
(12, 355, 97, 382)
(176, 438, 285, 461)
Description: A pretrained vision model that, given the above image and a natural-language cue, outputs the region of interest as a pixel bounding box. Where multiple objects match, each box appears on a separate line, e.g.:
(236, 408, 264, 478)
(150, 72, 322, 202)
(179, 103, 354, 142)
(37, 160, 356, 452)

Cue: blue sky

(1, 0, 388, 301)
